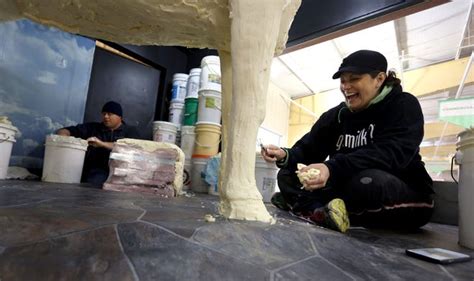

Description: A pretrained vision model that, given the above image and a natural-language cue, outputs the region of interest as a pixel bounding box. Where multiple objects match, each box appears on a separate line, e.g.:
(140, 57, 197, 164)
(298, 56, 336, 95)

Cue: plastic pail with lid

(197, 89, 221, 124)
(184, 97, 199, 126)
(191, 156, 210, 193)
(153, 121, 178, 144)
(171, 73, 189, 103)
(42, 135, 88, 183)
(199, 56, 221, 92)
(0, 123, 18, 179)
(168, 101, 185, 129)
(255, 154, 279, 202)
(193, 122, 221, 158)
(183, 159, 192, 191)
(455, 128, 474, 249)
(180, 126, 195, 160)
(186, 68, 201, 99)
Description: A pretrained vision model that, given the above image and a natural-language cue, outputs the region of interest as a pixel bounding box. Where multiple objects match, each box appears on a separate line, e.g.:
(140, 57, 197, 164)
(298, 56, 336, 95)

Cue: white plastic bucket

(175, 130, 181, 147)
(153, 121, 178, 144)
(183, 159, 192, 191)
(42, 135, 88, 183)
(255, 154, 279, 202)
(186, 68, 201, 99)
(197, 89, 221, 124)
(0, 123, 18, 179)
(171, 73, 189, 103)
(191, 157, 210, 193)
(455, 128, 474, 249)
(180, 126, 195, 160)
(193, 122, 221, 157)
(200, 56, 221, 92)
(168, 101, 185, 129)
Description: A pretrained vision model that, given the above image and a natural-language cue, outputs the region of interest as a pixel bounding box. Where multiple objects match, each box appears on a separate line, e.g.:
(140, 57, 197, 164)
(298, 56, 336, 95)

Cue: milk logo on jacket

(336, 124, 375, 151)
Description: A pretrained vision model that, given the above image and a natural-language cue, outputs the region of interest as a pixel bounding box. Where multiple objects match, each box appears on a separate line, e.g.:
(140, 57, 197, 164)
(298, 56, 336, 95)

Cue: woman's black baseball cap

(332, 50, 387, 79)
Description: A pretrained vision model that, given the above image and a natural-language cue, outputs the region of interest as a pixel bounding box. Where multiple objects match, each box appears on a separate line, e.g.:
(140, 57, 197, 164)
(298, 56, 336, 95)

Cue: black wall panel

(118, 44, 189, 122)
(288, 0, 425, 47)
(84, 48, 161, 140)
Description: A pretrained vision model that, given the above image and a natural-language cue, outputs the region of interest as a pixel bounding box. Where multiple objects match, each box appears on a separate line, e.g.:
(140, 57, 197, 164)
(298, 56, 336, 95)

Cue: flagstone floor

(0, 180, 472, 281)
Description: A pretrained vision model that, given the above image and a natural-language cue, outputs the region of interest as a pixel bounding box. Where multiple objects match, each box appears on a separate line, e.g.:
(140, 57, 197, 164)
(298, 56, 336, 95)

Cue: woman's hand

(298, 163, 330, 191)
(261, 144, 286, 163)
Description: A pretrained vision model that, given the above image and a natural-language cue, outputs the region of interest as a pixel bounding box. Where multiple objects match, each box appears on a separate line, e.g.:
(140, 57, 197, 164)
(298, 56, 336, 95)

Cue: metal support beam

(433, 51, 474, 158)
(277, 57, 316, 97)
(455, 0, 473, 60)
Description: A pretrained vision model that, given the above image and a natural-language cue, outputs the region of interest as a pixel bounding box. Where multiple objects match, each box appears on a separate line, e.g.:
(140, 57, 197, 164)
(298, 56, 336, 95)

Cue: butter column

(218, 0, 294, 222)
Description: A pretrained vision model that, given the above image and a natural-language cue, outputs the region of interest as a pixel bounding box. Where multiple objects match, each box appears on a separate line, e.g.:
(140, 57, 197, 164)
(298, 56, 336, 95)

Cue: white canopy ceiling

(271, 0, 473, 99)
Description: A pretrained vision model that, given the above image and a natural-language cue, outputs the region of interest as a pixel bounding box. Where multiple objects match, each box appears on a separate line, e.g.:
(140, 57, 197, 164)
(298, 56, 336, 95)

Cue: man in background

(57, 101, 139, 186)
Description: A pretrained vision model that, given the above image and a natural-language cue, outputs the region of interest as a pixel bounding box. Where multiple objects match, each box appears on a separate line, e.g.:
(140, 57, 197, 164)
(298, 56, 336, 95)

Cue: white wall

(261, 82, 291, 146)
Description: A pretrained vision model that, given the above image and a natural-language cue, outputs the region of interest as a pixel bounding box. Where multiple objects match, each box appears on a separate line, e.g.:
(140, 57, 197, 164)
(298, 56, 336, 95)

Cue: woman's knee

(340, 169, 409, 213)
(348, 169, 399, 188)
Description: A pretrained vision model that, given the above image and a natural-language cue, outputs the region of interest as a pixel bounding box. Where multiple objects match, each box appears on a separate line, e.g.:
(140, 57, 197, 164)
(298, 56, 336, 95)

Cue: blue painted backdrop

(0, 19, 95, 170)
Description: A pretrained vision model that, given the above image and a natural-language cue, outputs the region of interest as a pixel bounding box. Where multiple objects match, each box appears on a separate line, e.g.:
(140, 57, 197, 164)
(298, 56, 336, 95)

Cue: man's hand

(56, 128, 71, 136)
(298, 163, 330, 191)
(86, 137, 114, 150)
(261, 144, 286, 163)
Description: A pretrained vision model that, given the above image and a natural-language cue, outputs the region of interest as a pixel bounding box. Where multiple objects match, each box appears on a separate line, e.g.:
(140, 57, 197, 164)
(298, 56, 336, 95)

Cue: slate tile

(192, 222, 316, 269)
(135, 193, 219, 237)
(117, 222, 269, 281)
(1, 180, 473, 280)
(274, 256, 354, 281)
(0, 188, 54, 207)
(140, 204, 218, 238)
(442, 260, 474, 280)
(151, 193, 219, 210)
(350, 227, 474, 280)
(0, 207, 93, 246)
(0, 199, 142, 246)
(39, 184, 149, 202)
(306, 229, 465, 281)
(0, 226, 136, 281)
(0, 180, 44, 190)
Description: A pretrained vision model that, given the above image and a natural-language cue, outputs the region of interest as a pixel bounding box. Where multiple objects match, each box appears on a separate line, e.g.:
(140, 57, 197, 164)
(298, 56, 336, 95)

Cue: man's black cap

(102, 101, 123, 117)
(332, 50, 388, 79)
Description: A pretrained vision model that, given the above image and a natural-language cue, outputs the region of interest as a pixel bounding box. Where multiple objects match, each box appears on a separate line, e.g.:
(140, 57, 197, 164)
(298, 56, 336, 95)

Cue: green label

(208, 74, 221, 84)
(205, 97, 215, 108)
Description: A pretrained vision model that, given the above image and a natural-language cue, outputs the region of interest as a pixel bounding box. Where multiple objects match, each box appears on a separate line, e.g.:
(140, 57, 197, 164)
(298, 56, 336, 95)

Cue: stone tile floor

(0, 180, 472, 281)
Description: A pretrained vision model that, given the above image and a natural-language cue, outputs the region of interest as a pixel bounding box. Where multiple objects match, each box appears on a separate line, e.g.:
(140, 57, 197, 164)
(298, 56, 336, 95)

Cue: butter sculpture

(0, 0, 302, 223)
(296, 163, 321, 185)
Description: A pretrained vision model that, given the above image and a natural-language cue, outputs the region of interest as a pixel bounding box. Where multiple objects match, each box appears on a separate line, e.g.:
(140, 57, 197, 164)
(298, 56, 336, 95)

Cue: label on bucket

(171, 85, 186, 101)
(205, 97, 217, 109)
(208, 74, 221, 84)
(154, 132, 176, 143)
(187, 81, 199, 98)
(262, 177, 276, 192)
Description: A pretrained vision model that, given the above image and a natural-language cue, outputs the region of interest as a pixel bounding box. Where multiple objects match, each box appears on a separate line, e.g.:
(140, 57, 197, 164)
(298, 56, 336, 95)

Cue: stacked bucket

(191, 56, 222, 194)
(180, 68, 201, 190)
(0, 120, 18, 179)
(168, 73, 188, 146)
(151, 56, 222, 194)
(152, 73, 187, 144)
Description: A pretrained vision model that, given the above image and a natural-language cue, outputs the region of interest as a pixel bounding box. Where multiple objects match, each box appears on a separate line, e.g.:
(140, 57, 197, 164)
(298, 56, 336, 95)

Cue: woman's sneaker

(270, 192, 291, 211)
(295, 198, 350, 233)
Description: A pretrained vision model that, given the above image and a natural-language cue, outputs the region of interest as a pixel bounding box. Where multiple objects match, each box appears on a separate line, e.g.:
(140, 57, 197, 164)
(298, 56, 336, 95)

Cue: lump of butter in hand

(296, 163, 320, 184)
